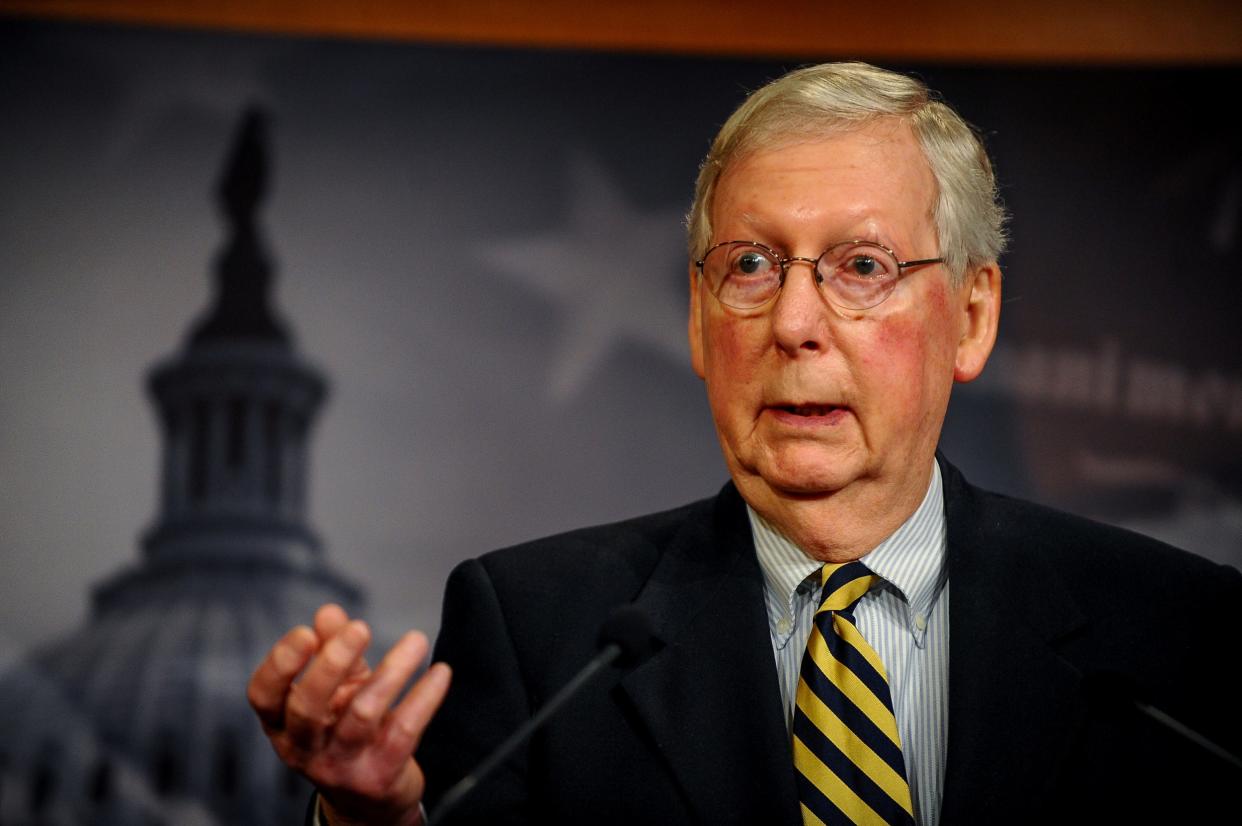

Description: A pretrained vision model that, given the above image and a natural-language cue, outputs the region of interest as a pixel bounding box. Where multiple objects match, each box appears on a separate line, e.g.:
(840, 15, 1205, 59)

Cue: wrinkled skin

(247, 603, 451, 825)
(689, 120, 1001, 560)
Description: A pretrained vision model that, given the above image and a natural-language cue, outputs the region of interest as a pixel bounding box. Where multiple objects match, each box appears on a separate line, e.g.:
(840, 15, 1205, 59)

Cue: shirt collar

(748, 459, 947, 638)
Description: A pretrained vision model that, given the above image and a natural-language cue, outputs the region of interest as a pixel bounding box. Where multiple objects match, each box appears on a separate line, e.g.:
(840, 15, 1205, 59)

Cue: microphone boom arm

(429, 643, 622, 823)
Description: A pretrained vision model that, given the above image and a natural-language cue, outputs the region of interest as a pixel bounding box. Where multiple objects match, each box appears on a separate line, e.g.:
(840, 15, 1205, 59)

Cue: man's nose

(771, 257, 832, 354)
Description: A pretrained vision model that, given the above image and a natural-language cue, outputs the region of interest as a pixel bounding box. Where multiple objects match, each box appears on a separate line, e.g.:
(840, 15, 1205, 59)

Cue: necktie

(792, 561, 914, 825)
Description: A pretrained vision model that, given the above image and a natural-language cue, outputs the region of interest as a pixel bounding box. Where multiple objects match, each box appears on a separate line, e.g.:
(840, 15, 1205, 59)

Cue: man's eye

(849, 255, 880, 277)
(736, 252, 768, 274)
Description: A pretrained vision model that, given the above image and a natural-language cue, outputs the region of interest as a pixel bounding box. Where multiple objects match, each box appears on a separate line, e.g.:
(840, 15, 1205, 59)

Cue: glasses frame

(694, 239, 945, 311)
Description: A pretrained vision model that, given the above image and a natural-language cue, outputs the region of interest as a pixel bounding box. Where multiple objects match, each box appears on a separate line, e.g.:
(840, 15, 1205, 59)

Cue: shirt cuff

(311, 792, 428, 826)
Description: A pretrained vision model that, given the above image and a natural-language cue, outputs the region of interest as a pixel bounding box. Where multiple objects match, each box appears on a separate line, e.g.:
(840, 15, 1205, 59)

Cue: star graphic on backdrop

(480, 154, 692, 401)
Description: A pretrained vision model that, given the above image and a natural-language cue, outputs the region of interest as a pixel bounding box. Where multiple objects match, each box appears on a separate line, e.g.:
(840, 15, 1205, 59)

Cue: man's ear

(954, 262, 1002, 383)
(688, 262, 706, 380)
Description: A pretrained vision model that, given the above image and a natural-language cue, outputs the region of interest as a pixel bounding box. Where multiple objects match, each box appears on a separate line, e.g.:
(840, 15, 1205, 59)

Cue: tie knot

(816, 560, 877, 614)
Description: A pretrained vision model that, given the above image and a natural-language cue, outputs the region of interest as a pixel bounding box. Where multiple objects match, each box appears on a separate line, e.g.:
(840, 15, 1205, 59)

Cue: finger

(376, 662, 452, 765)
(248, 625, 318, 731)
(333, 631, 429, 747)
(317, 604, 372, 683)
(284, 620, 371, 746)
(328, 680, 365, 720)
(314, 603, 350, 640)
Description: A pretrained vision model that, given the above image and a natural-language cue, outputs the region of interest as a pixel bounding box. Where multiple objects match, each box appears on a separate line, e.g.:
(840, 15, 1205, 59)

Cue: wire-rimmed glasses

(694, 240, 944, 311)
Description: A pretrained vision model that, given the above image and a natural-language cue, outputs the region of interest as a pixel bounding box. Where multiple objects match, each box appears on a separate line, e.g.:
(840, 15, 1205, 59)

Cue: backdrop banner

(1, 18, 1238, 825)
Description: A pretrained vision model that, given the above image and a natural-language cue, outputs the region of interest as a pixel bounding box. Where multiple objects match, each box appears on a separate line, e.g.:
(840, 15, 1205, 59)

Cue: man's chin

(765, 477, 853, 499)
(749, 455, 866, 500)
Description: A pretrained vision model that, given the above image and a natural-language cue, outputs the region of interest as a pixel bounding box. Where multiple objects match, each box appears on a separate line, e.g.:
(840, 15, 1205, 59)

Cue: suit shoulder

(451, 492, 720, 598)
(961, 481, 1240, 598)
(435, 491, 728, 688)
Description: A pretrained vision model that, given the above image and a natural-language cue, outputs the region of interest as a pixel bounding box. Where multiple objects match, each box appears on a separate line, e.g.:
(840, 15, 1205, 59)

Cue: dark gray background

(2, 20, 1239, 658)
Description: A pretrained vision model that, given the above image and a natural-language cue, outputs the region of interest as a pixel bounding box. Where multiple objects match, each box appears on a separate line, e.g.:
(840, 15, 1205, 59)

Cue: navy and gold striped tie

(792, 560, 914, 825)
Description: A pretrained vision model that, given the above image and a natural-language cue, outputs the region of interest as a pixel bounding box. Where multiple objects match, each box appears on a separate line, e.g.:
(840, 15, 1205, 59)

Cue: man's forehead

(712, 127, 936, 230)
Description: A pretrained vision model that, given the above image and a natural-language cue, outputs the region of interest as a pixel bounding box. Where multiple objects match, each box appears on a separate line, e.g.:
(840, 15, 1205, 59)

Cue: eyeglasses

(695, 240, 944, 311)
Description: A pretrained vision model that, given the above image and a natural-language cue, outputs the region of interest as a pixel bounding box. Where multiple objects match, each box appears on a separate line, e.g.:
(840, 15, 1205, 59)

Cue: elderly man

(249, 62, 1241, 825)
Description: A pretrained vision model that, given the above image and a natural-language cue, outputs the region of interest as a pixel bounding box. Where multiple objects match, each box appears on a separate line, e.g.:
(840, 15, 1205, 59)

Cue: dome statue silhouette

(0, 108, 364, 826)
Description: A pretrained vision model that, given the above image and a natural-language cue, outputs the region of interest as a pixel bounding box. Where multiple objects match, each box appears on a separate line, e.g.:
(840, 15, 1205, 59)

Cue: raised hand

(248, 604, 452, 826)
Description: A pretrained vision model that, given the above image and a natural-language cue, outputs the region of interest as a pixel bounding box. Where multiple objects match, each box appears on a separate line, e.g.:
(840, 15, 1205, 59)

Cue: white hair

(686, 62, 1007, 283)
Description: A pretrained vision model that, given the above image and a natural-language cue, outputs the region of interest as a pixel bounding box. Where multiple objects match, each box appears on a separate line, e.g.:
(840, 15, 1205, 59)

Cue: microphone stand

(428, 642, 623, 824)
(1132, 698, 1242, 772)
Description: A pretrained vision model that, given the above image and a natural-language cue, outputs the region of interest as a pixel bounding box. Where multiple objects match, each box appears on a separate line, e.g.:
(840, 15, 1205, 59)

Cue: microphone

(429, 605, 658, 823)
(1085, 672, 1242, 772)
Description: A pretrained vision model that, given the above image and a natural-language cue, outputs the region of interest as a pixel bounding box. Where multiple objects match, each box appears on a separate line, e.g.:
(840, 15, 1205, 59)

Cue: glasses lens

(817, 242, 900, 310)
(702, 243, 781, 309)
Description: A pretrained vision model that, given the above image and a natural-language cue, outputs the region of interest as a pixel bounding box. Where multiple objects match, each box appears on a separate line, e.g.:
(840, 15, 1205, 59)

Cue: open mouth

(778, 404, 841, 417)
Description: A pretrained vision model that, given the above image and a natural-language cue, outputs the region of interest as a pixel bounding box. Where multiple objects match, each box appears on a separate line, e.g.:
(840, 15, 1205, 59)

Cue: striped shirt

(749, 460, 949, 826)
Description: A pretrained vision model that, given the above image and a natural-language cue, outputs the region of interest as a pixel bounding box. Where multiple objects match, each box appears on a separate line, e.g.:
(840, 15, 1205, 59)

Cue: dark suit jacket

(418, 460, 1242, 824)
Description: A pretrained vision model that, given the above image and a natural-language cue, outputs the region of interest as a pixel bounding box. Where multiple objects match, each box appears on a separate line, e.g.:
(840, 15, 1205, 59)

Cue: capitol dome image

(0, 110, 363, 826)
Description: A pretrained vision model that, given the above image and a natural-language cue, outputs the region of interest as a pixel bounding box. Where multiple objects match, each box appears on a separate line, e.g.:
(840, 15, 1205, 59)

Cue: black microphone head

(598, 605, 659, 668)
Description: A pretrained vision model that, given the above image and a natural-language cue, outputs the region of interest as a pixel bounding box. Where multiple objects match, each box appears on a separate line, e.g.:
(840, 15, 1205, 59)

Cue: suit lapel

(619, 484, 802, 825)
(938, 461, 1089, 821)
(613, 462, 1092, 822)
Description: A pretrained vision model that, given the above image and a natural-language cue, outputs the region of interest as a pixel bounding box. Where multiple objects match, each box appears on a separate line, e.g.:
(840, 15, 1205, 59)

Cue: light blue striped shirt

(749, 460, 949, 826)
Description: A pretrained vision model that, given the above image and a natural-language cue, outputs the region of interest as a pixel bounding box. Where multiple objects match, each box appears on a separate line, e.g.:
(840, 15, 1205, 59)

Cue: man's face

(689, 120, 998, 518)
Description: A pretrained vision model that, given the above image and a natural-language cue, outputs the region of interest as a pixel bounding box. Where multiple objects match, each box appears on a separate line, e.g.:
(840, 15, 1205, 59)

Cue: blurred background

(1, 1, 1239, 823)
